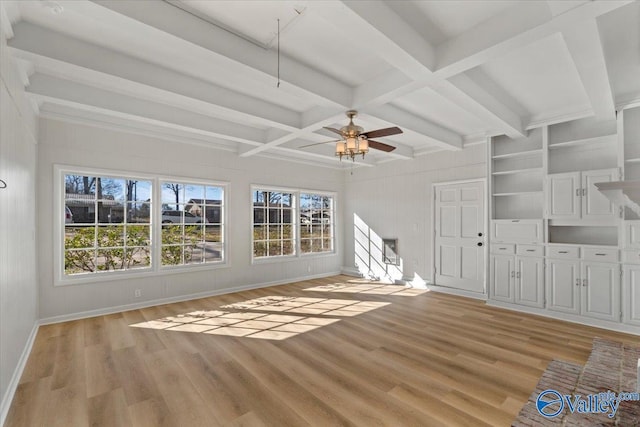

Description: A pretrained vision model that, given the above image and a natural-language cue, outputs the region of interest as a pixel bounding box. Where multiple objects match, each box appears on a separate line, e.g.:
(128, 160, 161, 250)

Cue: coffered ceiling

(1, 1, 638, 169)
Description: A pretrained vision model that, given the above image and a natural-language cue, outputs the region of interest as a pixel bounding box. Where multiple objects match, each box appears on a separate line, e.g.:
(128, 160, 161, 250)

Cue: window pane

(253, 241, 266, 257)
(131, 180, 152, 202)
(96, 249, 124, 271)
(126, 225, 150, 246)
(300, 193, 334, 254)
(162, 224, 183, 244)
(184, 225, 203, 243)
(323, 239, 332, 251)
(204, 242, 223, 262)
(65, 249, 95, 274)
(253, 225, 266, 241)
(205, 225, 222, 242)
(205, 186, 223, 201)
(162, 183, 184, 205)
(268, 241, 282, 256)
(283, 240, 294, 255)
(282, 224, 293, 239)
(127, 202, 151, 224)
(187, 243, 203, 264)
(268, 225, 281, 239)
(65, 226, 95, 250)
(97, 225, 124, 248)
(65, 203, 95, 224)
(301, 239, 311, 253)
(126, 247, 150, 269)
(162, 245, 183, 265)
(98, 202, 125, 224)
(97, 177, 125, 201)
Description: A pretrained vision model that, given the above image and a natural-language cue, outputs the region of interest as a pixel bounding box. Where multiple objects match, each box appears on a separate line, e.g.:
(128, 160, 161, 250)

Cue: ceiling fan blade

(323, 127, 344, 136)
(299, 140, 340, 149)
(368, 140, 396, 152)
(362, 126, 403, 139)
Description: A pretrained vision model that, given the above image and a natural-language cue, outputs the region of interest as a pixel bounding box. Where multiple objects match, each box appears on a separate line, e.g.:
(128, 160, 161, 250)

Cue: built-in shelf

(492, 167, 543, 176)
(625, 157, 640, 164)
(492, 149, 543, 160)
(548, 134, 616, 150)
(493, 191, 543, 197)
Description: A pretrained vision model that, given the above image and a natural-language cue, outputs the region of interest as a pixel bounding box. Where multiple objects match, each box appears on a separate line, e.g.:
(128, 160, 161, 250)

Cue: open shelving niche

(490, 127, 544, 220)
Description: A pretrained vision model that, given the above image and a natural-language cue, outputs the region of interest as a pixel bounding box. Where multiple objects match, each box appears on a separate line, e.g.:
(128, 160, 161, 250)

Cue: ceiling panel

(479, 33, 590, 119)
(598, 1, 640, 102)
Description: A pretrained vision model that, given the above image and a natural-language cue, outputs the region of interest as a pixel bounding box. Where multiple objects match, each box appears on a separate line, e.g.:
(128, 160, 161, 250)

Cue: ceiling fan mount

(300, 110, 403, 160)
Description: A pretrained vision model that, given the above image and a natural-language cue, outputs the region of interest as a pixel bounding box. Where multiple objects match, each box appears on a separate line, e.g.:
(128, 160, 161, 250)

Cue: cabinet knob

(477, 242, 483, 247)
(478, 232, 483, 237)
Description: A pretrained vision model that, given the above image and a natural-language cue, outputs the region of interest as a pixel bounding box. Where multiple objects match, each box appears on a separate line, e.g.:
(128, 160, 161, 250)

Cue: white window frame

(158, 177, 227, 271)
(55, 165, 228, 286)
(251, 185, 337, 264)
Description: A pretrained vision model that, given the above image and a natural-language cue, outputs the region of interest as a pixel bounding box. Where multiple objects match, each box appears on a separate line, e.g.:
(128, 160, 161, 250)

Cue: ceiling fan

(301, 110, 402, 160)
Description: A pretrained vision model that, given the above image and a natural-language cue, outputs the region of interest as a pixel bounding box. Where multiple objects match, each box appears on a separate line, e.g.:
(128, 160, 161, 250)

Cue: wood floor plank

(5, 275, 639, 427)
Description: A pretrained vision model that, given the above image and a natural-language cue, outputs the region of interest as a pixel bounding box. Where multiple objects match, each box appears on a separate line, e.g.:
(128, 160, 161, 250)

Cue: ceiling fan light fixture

(359, 137, 369, 153)
(346, 137, 357, 151)
(335, 141, 346, 158)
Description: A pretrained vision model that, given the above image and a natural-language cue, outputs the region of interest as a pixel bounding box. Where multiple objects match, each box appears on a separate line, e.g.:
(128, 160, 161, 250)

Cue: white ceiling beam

(240, 109, 345, 157)
(364, 105, 462, 151)
(446, 73, 525, 139)
(561, 20, 616, 121)
(91, 0, 352, 108)
(9, 22, 301, 131)
(315, 1, 436, 79)
(435, 0, 633, 79)
(27, 74, 265, 145)
(317, 0, 523, 141)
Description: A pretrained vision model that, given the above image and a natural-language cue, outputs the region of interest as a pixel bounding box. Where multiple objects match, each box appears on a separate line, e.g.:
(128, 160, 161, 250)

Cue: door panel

(490, 254, 513, 302)
(582, 168, 618, 220)
(516, 257, 544, 308)
(624, 265, 640, 326)
(547, 172, 580, 219)
(546, 259, 580, 314)
(582, 261, 619, 321)
(435, 181, 485, 293)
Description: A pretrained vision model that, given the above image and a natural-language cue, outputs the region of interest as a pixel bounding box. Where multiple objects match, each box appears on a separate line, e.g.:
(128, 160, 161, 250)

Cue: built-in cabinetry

(490, 244, 544, 308)
(487, 106, 640, 334)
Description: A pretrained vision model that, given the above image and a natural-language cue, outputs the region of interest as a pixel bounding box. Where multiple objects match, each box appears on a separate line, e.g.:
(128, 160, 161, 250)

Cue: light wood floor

(6, 275, 640, 427)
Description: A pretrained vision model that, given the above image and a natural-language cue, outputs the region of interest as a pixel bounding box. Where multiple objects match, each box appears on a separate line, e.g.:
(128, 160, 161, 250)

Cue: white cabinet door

(546, 259, 580, 314)
(490, 254, 514, 302)
(547, 172, 580, 220)
(516, 257, 544, 308)
(623, 265, 640, 326)
(582, 168, 619, 220)
(581, 261, 620, 322)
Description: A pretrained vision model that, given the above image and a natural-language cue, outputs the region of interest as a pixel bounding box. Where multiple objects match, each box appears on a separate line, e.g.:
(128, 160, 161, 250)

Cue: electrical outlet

(134, 289, 142, 298)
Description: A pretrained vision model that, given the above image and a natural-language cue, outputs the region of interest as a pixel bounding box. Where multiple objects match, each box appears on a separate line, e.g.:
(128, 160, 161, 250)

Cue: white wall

(0, 12, 39, 422)
(37, 119, 344, 320)
(343, 145, 486, 285)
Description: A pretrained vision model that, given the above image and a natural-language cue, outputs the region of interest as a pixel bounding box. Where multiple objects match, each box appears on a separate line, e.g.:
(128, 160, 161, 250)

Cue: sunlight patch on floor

(304, 282, 428, 296)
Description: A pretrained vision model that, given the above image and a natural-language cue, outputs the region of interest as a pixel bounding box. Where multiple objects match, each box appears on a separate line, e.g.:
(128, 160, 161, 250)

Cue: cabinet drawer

(491, 244, 515, 254)
(517, 245, 544, 257)
(547, 246, 579, 259)
(622, 250, 640, 264)
(491, 220, 543, 244)
(582, 247, 618, 262)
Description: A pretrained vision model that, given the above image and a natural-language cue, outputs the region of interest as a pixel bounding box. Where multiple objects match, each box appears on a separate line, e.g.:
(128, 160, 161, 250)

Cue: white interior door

(434, 181, 485, 293)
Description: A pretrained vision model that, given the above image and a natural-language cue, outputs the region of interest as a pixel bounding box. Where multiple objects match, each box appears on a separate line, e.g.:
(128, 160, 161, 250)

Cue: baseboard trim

(487, 300, 640, 336)
(39, 271, 341, 325)
(340, 266, 361, 277)
(427, 284, 488, 300)
(0, 322, 39, 426)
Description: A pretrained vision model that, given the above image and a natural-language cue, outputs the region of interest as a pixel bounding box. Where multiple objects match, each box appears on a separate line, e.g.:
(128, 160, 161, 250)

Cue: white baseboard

(340, 266, 361, 277)
(39, 271, 341, 325)
(0, 322, 39, 426)
(427, 284, 488, 300)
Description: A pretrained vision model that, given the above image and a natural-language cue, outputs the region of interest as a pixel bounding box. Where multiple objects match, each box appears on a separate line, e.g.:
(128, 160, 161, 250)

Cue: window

(59, 167, 227, 283)
(252, 188, 335, 260)
(161, 181, 224, 266)
(300, 193, 334, 254)
(252, 190, 295, 258)
(64, 173, 152, 275)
